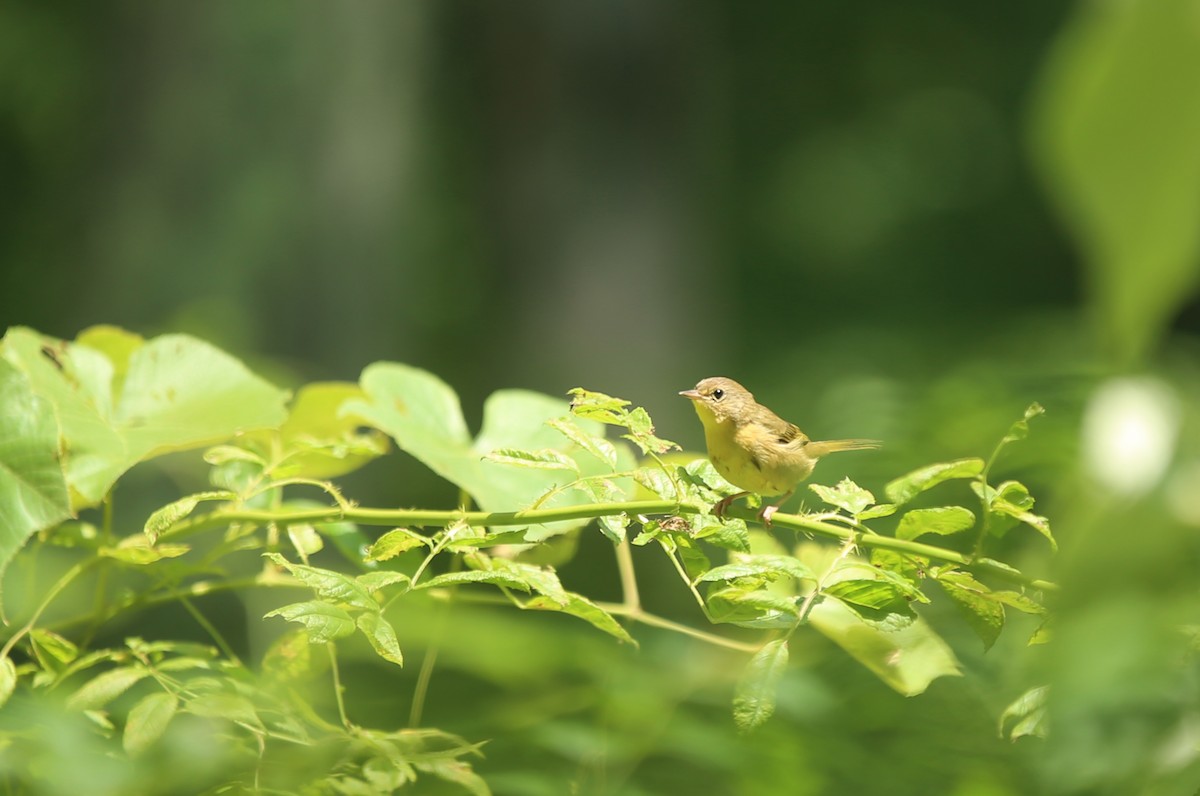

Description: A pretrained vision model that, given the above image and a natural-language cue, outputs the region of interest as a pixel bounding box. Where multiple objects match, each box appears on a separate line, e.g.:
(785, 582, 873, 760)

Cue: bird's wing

(755, 409, 810, 447)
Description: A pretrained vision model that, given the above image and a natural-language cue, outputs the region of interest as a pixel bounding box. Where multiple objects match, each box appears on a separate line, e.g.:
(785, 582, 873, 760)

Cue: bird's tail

(807, 438, 882, 458)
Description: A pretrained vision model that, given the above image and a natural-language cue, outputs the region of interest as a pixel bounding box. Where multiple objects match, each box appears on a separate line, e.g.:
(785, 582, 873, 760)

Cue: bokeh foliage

(2, 0, 1200, 794)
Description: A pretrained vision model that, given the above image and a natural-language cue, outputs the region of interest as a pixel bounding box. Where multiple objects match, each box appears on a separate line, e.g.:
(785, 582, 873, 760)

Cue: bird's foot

(758, 505, 779, 527)
(712, 492, 749, 518)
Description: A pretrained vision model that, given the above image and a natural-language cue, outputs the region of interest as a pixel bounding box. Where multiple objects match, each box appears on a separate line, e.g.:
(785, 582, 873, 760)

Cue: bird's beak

(678, 389, 701, 400)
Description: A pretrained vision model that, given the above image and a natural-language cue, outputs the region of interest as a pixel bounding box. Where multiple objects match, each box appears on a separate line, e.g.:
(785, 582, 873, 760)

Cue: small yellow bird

(680, 377, 880, 524)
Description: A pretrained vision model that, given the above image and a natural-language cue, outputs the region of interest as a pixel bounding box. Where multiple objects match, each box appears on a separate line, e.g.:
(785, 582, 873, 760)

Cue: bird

(680, 376, 880, 525)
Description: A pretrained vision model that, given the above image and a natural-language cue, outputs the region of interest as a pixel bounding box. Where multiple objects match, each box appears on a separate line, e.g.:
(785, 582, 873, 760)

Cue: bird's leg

(758, 490, 794, 527)
(713, 491, 750, 518)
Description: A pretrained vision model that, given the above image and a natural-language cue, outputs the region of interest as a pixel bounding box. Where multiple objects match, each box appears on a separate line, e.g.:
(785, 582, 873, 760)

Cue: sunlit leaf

(733, 639, 789, 732)
(0, 359, 71, 576)
(0, 657, 16, 709)
(1, 327, 288, 510)
(264, 552, 376, 610)
(143, 491, 236, 542)
(809, 477, 875, 516)
(697, 555, 814, 584)
(367, 528, 429, 561)
(30, 628, 79, 666)
(288, 523, 324, 557)
(345, 366, 611, 538)
(895, 506, 976, 541)
(807, 596, 960, 695)
(547, 417, 618, 468)
(483, 447, 580, 472)
(525, 593, 635, 644)
(999, 685, 1048, 740)
(936, 571, 1005, 651)
(885, 458, 984, 505)
(100, 540, 190, 565)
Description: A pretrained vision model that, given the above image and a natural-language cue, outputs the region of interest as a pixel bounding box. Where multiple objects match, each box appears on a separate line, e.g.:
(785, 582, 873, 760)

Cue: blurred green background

(5, 1, 1200, 794)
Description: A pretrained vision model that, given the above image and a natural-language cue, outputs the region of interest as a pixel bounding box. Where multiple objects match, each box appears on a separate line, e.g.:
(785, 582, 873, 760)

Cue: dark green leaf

(733, 639, 789, 732)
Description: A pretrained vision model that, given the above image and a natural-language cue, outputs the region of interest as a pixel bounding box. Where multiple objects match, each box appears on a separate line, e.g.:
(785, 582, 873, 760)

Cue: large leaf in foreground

(0, 327, 288, 508)
(0, 360, 72, 574)
(343, 363, 623, 537)
(807, 596, 960, 696)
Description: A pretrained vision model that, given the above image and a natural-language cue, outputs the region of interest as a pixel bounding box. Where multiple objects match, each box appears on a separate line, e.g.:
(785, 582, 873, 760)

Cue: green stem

(1, 560, 95, 658)
(327, 643, 350, 728)
(157, 500, 1058, 592)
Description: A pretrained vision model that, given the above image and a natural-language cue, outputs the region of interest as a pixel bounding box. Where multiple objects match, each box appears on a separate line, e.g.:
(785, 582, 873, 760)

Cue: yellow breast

(695, 407, 808, 496)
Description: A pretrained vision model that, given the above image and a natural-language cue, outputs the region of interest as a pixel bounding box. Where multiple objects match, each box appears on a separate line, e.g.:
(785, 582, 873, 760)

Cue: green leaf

(0, 657, 16, 709)
(262, 630, 315, 682)
(566, 387, 631, 425)
(345, 366, 610, 538)
(525, 593, 635, 644)
(30, 628, 79, 666)
(707, 587, 801, 626)
(67, 666, 149, 710)
(143, 491, 235, 542)
(1000, 402, 1045, 447)
(275, 382, 389, 479)
(596, 512, 630, 543)
(357, 571, 412, 594)
(807, 596, 960, 696)
(858, 503, 897, 520)
(288, 523, 324, 557)
(823, 579, 913, 612)
(265, 552, 376, 610)
(633, 467, 676, 500)
(1, 327, 289, 510)
(0, 359, 72, 576)
(694, 518, 751, 553)
(894, 506, 976, 541)
(733, 639, 789, 732)
(1031, 0, 1200, 363)
(936, 571, 1005, 651)
(999, 685, 1048, 740)
(418, 569, 533, 592)
(366, 528, 429, 561)
(697, 555, 813, 584)
(357, 613, 404, 666)
(809, 477, 875, 515)
(416, 759, 491, 796)
(100, 540, 190, 565)
(992, 590, 1047, 615)
(547, 417, 618, 468)
(483, 447, 579, 472)
(265, 600, 356, 643)
(123, 692, 179, 756)
(885, 458, 984, 505)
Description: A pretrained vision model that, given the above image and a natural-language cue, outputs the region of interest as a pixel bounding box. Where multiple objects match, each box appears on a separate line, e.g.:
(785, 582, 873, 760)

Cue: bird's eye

(711, 388, 725, 400)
